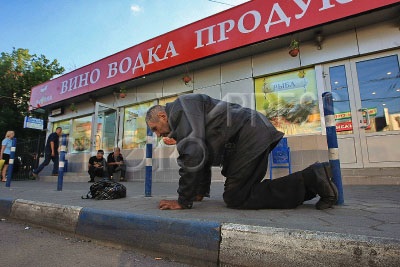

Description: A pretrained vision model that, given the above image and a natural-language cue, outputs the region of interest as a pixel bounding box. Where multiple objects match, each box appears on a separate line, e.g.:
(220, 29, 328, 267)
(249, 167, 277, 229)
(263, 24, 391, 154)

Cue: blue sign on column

(5, 138, 16, 187)
(322, 92, 344, 205)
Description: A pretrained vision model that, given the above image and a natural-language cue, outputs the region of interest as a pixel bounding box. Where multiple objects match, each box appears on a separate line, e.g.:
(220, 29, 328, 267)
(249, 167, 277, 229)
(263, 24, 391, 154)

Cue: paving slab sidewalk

(1, 180, 399, 266)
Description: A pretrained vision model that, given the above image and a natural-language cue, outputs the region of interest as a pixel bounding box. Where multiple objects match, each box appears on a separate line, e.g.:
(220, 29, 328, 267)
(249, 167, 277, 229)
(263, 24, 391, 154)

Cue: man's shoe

(194, 195, 204, 202)
(52, 173, 58, 176)
(32, 173, 38, 178)
(303, 162, 338, 210)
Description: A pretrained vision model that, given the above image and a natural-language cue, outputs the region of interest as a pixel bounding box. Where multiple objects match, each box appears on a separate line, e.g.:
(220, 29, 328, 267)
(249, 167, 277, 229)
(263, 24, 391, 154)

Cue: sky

(0, 0, 249, 73)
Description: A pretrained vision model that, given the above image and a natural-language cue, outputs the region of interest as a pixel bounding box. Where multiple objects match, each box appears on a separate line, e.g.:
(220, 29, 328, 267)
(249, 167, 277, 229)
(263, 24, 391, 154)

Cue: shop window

(71, 116, 92, 153)
(122, 102, 153, 149)
(52, 120, 71, 135)
(328, 65, 353, 135)
(255, 68, 321, 136)
(356, 55, 400, 133)
(52, 119, 71, 152)
(122, 96, 179, 149)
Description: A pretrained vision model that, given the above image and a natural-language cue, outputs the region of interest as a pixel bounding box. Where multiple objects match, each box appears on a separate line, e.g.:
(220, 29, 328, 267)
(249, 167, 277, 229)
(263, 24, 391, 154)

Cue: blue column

(322, 92, 344, 205)
(5, 138, 16, 187)
(145, 127, 153, 197)
(57, 134, 67, 191)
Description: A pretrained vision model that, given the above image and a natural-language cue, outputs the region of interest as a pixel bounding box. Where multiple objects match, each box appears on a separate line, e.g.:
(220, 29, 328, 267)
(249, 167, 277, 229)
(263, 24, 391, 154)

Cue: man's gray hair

(145, 105, 166, 123)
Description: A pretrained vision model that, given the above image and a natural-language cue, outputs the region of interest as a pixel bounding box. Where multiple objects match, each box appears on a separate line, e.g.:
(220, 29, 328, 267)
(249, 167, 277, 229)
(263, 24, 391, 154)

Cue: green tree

(0, 48, 64, 141)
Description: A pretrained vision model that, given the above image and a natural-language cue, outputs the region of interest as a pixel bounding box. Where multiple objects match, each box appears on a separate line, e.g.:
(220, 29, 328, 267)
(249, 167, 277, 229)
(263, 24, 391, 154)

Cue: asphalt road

(0, 219, 193, 267)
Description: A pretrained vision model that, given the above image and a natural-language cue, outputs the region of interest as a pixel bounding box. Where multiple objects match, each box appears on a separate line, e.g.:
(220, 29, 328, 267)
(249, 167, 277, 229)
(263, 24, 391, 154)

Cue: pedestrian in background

(107, 147, 126, 181)
(1, 130, 15, 182)
(88, 150, 107, 182)
(32, 127, 62, 178)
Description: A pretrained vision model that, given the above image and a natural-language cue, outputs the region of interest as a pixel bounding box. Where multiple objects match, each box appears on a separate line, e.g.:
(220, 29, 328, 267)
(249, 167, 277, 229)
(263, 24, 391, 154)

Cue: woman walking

(1, 131, 15, 182)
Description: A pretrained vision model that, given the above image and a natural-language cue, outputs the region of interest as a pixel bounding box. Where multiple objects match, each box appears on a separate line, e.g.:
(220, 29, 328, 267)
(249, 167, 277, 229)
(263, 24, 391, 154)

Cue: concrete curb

(10, 199, 82, 233)
(1, 197, 399, 266)
(220, 223, 400, 267)
(1, 197, 220, 266)
(76, 207, 220, 265)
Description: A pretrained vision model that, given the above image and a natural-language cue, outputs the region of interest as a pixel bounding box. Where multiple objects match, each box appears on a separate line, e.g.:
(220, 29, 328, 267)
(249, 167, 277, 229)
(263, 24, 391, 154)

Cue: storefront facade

(30, 0, 400, 181)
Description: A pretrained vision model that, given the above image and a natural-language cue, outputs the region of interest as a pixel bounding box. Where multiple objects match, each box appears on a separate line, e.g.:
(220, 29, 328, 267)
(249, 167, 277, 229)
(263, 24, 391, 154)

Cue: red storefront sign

(30, 0, 398, 108)
(336, 121, 353, 132)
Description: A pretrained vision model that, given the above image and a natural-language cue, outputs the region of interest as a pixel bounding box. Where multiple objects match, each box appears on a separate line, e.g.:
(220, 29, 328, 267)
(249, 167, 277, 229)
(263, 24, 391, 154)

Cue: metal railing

(11, 136, 46, 181)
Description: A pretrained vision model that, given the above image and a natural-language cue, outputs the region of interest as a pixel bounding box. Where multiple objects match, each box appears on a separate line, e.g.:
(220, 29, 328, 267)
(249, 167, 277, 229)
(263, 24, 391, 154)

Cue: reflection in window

(329, 65, 353, 134)
(255, 68, 321, 135)
(53, 120, 71, 135)
(356, 55, 400, 132)
(71, 116, 92, 153)
(123, 102, 153, 149)
(53, 120, 71, 152)
(96, 109, 116, 152)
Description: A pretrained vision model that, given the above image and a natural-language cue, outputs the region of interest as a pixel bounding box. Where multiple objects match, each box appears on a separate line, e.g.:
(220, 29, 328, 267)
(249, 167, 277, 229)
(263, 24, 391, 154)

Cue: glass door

(351, 53, 400, 167)
(324, 51, 400, 168)
(91, 102, 118, 153)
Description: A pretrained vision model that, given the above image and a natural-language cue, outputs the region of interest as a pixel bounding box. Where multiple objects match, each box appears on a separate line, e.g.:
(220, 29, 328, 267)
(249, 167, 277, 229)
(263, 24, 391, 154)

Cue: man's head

(113, 147, 121, 156)
(96, 150, 104, 159)
(145, 105, 171, 137)
(55, 127, 62, 136)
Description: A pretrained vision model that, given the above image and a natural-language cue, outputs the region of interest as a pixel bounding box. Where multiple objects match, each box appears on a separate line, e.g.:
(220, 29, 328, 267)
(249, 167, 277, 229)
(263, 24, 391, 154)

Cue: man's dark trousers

(88, 166, 106, 180)
(34, 153, 59, 175)
(222, 147, 316, 209)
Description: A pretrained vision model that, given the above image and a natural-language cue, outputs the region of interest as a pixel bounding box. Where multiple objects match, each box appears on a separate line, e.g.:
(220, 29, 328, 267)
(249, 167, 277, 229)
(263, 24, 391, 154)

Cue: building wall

(47, 18, 399, 181)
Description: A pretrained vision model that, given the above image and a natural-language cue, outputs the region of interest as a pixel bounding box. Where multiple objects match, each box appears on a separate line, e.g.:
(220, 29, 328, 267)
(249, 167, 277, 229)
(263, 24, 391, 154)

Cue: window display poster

(255, 68, 321, 135)
(53, 120, 71, 152)
(123, 102, 153, 149)
(71, 116, 92, 152)
(53, 120, 70, 134)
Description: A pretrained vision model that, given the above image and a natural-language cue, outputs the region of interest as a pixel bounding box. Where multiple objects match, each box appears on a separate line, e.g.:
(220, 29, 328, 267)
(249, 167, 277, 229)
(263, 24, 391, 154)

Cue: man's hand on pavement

(159, 200, 183, 210)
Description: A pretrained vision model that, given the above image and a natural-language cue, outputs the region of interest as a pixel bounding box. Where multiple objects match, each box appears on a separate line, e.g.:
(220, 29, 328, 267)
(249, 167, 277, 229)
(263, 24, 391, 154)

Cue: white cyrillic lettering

(79, 72, 89, 87)
(264, 3, 291, 32)
(163, 41, 179, 59)
(194, 25, 216, 49)
(119, 57, 132, 74)
(148, 45, 162, 63)
(69, 76, 78, 91)
(90, 69, 100, 84)
(107, 62, 118, 78)
(132, 53, 145, 74)
(293, 0, 311, 19)
(61, 81, 68, 94)
(320, 0, 352, 11)
(217, 20, 235, 42)
(238, 11, 261, 33)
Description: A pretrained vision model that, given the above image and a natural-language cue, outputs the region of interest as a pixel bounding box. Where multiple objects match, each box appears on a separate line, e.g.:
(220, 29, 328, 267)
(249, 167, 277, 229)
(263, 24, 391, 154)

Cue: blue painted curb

(0, 197, 14, 217)
(76, 207, 221, 265)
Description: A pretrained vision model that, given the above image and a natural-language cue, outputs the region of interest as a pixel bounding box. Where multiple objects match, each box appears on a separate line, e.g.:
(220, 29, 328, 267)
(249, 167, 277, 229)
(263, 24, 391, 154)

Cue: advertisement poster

(123, 102, 153, 149)
(255, 68, 321, 135)
(71, 116, 92, 152)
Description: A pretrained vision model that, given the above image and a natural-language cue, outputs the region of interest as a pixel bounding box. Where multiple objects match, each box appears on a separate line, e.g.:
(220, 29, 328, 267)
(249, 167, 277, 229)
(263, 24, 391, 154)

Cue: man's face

(56, 128, 62, 136)
(96, 152, 104, 159)
(147, 111, 171, 137)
